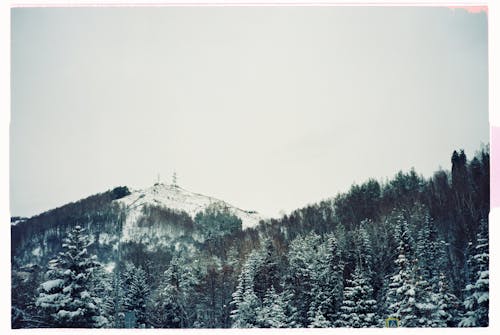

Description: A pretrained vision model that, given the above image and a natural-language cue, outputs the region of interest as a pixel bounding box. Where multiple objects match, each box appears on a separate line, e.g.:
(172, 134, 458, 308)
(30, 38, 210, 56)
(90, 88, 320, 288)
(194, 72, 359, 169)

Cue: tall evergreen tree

(88, 266, 115, 328)
(152, 255, 199, 328)
(230, 250, 262, 328)
(385, 218, 420, 327)
(459, 221, 489, 327)
(286, 232, 319, 327)
(286, 232, 343, 327)
(435, 272, 462, 327)
(253, 239, 280, 301)
(123, 265, 150, 327)
(36, 226, 102, 327)
(315, 233, 344, 323)
(336, 266, 378, 327)
(255, 286, 291, 328)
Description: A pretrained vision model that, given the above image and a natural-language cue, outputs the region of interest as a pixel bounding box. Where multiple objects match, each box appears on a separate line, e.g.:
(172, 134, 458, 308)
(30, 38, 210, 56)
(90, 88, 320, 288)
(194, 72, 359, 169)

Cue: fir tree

(253, 239, 280, 301)
(336, 266, 378, 328)
(459, 221, 489, 327)
(255, 287, 289, 328)
(88, 266, 115, 328)
(309, 233, 344, 325)
(123, 265, 150, 327)
(308, 307, 331, 328)
(36, 226, 102, 327)
(435, 272, 462, 327)
(286, 232, 320, 327)
(356, 222, 374, 277)
(230, 250, 262, 328)
(152, 255, 199, 328)
(412, 211, 456, 327)
(385, 218, 420, 327)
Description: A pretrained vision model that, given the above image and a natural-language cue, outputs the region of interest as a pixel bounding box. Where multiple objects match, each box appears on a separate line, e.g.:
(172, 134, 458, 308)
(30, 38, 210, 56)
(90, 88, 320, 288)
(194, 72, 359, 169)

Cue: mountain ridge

(11, 183, 265, 230)
(115, 182, 264, 241)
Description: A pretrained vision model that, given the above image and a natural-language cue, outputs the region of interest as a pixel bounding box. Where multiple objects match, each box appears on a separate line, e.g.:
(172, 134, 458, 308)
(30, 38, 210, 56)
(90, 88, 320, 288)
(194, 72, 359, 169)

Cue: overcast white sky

(10, 6, 488, 218)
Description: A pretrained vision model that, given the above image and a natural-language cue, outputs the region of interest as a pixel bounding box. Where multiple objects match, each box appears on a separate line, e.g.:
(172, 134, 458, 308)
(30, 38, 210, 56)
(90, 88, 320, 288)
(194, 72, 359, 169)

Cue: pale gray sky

(10, 6, 488, 218)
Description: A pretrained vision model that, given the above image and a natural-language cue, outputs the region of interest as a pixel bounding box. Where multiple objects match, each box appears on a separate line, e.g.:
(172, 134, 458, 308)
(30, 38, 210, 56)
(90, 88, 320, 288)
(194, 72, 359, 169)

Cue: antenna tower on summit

(172, 171, 178, 187)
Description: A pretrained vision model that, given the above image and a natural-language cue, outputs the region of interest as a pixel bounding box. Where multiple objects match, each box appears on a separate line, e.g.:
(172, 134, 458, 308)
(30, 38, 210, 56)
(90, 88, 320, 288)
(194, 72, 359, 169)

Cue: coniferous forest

(11, 147, 489, 328)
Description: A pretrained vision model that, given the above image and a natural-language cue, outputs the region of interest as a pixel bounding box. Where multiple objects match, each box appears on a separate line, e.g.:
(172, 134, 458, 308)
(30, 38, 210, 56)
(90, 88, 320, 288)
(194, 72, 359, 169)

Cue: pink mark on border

(492, 126, 500, 209)
(447, 6, 488, 14)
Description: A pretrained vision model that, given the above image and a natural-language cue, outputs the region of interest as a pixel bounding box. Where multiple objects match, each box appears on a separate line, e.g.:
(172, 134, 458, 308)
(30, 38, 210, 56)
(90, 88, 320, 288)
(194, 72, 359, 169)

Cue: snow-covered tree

(415, 214, 447, 290)
(435, 272, 462, 327)
(336, 266, 377, 327)
(286, 232, 343, 327)
(88, 266, 115, 327)
(355, 222, 374, 277)
(255, 286, 290, 328)
(385, 218, 420, 327)
(152, 255, 200, 328)
(308, 307, 331, 328)
(459, 221, 489, 327)
(230, 250, 262, 328)
(253, 239, 280, 301)
(286, 232, 320, 327)
(12, 264, 43, 328)
(386, 213, 454, 327)
(411, 211, 460, 327)
(321, 233, 345, 321)
(36, 226, 102, 327)
(123, 265, 150, 327)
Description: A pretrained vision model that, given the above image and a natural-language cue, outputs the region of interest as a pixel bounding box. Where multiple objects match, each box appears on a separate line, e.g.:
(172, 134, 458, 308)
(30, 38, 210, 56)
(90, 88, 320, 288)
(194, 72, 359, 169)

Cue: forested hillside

(11, 147, 489, 328)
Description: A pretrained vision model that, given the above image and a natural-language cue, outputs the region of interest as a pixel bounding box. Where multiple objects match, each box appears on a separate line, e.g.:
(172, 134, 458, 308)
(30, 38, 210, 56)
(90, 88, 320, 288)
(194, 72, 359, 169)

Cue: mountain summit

(116, 183, 263, 233)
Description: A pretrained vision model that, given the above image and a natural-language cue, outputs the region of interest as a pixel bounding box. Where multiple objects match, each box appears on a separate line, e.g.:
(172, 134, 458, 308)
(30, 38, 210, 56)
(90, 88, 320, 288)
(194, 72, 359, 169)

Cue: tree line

(11, 146, 489, 328)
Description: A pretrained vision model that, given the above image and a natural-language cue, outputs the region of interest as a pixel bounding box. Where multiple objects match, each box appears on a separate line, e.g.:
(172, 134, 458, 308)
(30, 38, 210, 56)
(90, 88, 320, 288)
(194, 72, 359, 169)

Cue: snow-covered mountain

(12, 183, 265, 263)
(115, 183, 263, 240)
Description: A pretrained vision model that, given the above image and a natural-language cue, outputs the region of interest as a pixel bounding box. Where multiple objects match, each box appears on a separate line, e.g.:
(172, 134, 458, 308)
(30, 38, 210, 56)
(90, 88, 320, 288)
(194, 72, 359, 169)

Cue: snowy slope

(115, 183, 263, 240)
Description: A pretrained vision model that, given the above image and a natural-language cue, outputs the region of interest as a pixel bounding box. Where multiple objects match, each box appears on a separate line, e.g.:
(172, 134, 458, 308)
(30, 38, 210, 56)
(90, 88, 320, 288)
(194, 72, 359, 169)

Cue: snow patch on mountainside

(115, 183, 263, 240)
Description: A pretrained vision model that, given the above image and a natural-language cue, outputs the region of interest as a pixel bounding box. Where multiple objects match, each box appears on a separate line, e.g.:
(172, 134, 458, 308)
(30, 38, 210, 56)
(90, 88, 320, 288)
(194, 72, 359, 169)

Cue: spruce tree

(287, 232, 343, 327)
(255, 287, 289, 328)
(336, 266, 378, 328)
(385, 218, 420, 327)
(253, 239, 280, 301)
(435, 272, 462, 327)
(88, 266, 115, 327)
(230, 250, 262, 328)
(123, 265, 150, 327)
(152, 255, 199, 328)
(459, 221, 489, 327)
(36, 226, 102, 327)
(414, 238, 441, 326)
(308, 307, 331, 328)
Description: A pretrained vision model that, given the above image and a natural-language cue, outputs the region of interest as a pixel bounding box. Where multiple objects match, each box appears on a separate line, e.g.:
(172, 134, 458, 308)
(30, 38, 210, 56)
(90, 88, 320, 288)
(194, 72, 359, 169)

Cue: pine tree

(253, 239, 280, 301)
(255, 287, 289, 328)
(88, 266, 115, 327)
(322, 233, 344, 321)
(336, 266, 378, 328)
(386, 212, 454, 327)
(230, 250, 262, 328)
(308, 233, 343, 325)
(286, 232, 320, 327)
(152, 255, 199, 328)
(36, 226, 102, 327)
(123, 265, 150, 327)
(385, 218, 420, 327)
(356, 222, 374, 277)
(435, 272, 462, 327)
(414, 238, 440, 325)
(308, 307, 331, 328)
(459, 221, 489, 327)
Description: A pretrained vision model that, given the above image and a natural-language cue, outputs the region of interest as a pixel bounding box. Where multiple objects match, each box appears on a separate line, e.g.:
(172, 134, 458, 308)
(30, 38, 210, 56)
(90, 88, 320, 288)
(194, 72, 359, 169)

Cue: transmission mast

(172, 171, 178, 187)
